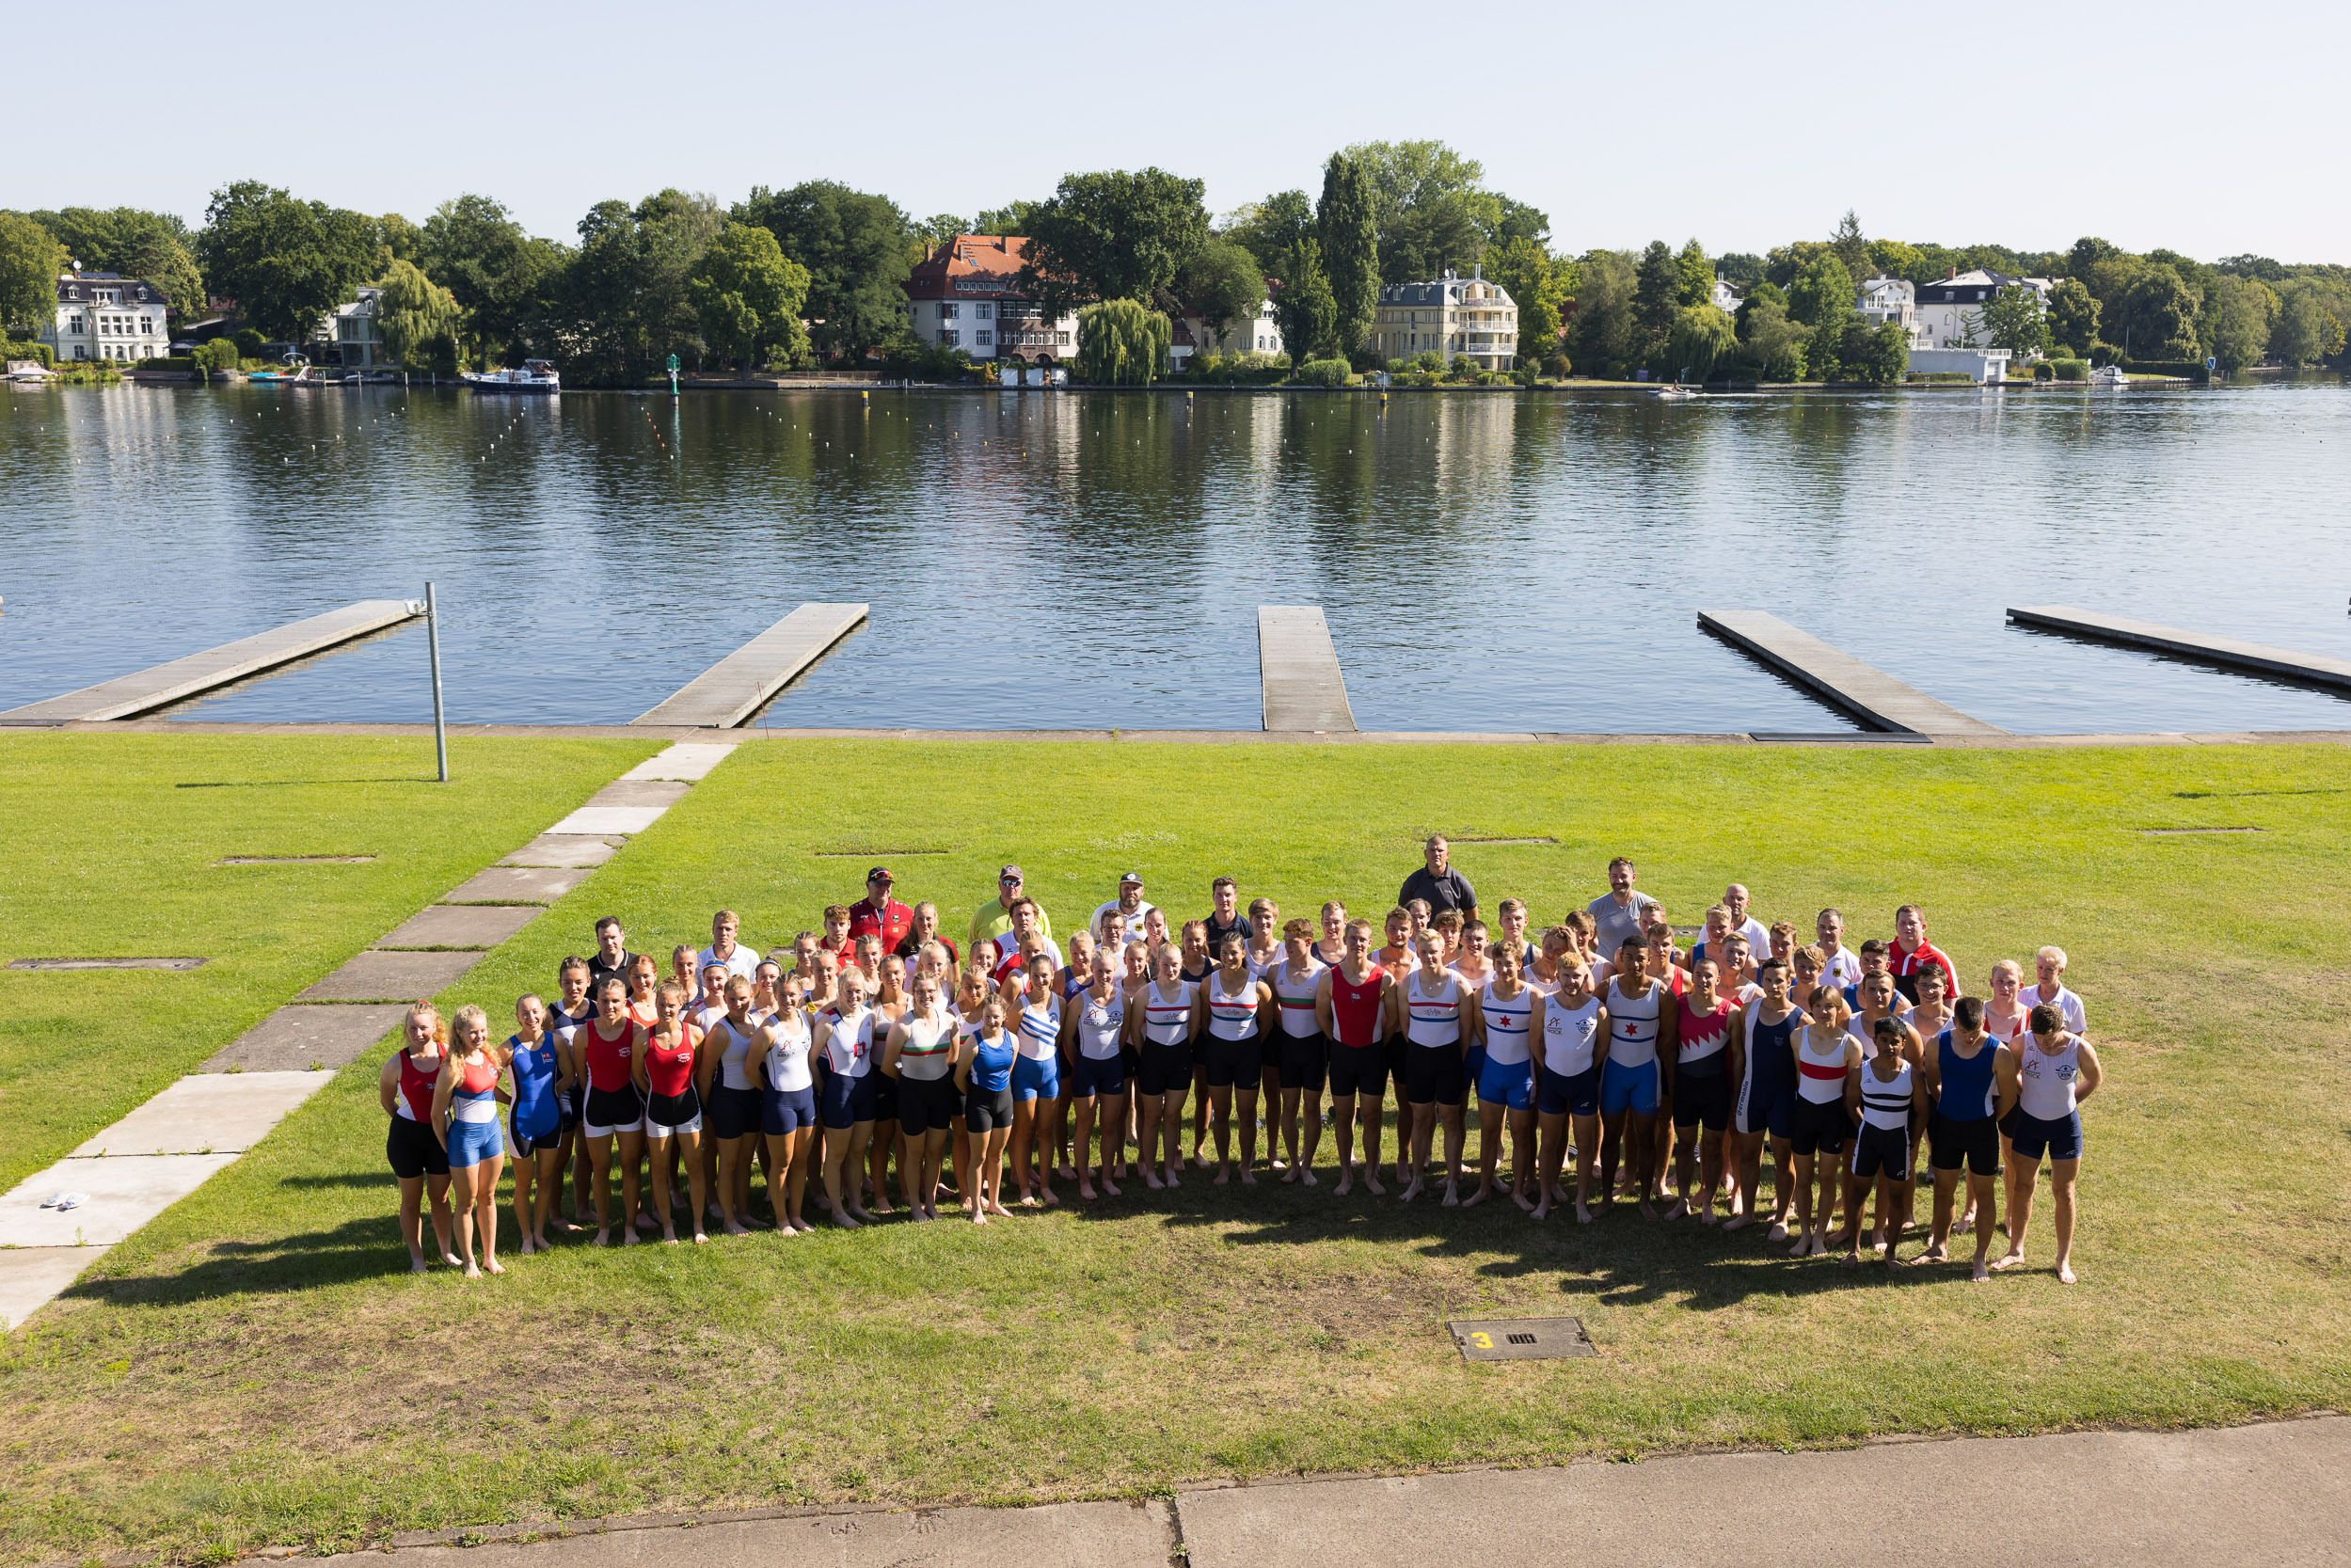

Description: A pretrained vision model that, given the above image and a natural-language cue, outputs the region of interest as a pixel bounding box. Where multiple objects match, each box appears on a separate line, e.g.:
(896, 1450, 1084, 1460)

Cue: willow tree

(1076, 298, 1169, 384)
(372, 258, 464, 372)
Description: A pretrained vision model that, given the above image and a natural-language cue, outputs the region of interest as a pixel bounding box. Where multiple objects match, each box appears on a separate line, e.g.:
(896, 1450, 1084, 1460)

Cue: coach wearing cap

(1088, 871, 1157, 946)
(969, 863, 1056, 954)
(848, 866, 914, 955)
(1399, 834, 1478, 923)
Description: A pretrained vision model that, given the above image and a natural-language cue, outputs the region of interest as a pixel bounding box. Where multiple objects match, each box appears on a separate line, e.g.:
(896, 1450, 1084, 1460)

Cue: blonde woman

(379, 1000, 458, 1273)
(753, 972, 819, 1234)
(956, 992, 1020, 1223)
(882, 972, 962, 1221)
(815, 967, 880, 1228)
(634, 982, 707, 1245)
(866, 954, 911, 1216)
(433, 1004, 510, 1277)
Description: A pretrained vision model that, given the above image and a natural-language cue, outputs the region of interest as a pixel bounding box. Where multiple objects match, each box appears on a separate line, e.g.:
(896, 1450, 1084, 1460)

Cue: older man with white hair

(2021, 945, 2088, 1036)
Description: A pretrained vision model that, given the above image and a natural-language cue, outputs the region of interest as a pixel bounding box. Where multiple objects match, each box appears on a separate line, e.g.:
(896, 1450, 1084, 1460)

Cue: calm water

(3, 379, 2349, 733)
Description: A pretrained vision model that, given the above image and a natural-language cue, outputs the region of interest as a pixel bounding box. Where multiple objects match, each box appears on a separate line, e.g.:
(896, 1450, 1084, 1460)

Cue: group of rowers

(379, 844, 2101, 1287)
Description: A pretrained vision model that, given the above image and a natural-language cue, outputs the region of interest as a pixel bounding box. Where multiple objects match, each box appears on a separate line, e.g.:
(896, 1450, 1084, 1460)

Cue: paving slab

(0, 1153, 241, 1247)
(1176, 1417, 2351, 1568)
(0, 1246, 108, 1332)
(1698, 610, 2006, 735)
(1258, 605, 1358, 732)
(546, 805, 671, 836)
(329, 1499, 1169, 1568)
(298, 949, 483, 1002)
(0, 600, 426, 724)
(501, 833, 626, 868)
(70, 1071, 328, 1157)
(580, 778, 692, 810)
(378, 904, 542, 948)
(440, 865, 586, 904)
(619, 742, 738, 782)
(202, 1002, 408, 1072)
(633, 604, 868, 726)
(2010, 603, 2351, 691)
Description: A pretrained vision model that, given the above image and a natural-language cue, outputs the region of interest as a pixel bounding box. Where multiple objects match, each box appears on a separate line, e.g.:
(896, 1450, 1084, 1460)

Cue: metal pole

(425, 581, 449, 783)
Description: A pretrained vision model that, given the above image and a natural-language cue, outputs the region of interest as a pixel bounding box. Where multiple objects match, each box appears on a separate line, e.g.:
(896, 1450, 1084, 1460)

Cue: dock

(1258, 606, 1358, 732)
(2008, 605, 2351, 693)
(1698, 610, 2006, 736)
(0, 600, 425, 724)
(632, 604, 867, 727)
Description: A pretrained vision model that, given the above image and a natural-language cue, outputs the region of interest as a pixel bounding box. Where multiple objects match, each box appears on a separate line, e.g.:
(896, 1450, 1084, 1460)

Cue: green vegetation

(193, 181, 381, 343)
(1014, 167, 1209, 325)
(689, 223, 811, 372)
(3, 737, 2348, 1567)
(1075, 299, 1171, 385)
(370, 258, 463, 375)
(0, 733, 657, 1194)
(0, 212, 65, 338)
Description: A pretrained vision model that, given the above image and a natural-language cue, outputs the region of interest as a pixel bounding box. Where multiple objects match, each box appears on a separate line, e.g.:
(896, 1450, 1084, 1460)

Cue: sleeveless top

(1144, 979, 1194, 1046)
(1605, 979, 1663, 1067)
(581, 1019, 637, 1092)
(1936, 1028, 1999, 1120)
(1406, 972, 1462, 1046)
(1015, 993, 1062, 1061)
(2018, 1036, 2081, 1120)
(761, 1008, 814, 1093)
(1269, 958, 1326, 1037)
(824, 1007, 876, 1077)
(1328, 963, 1386, 1047)
(710, 1016, 759, 1091)
(1206, 972, 1261, 1040)
(896, 1009, 958, 1082)
(395, 1045, 442, 1121)
(1676, 994, 1734, 1077)
(1795, 1024, 1850, 1103)
(450, 1051, 500, 1122)
(508, 1033, 560, 1132)
(1072, 987, 1125, 1060)
(643, 1023, 697, 1098)
(1480, 981, 1534, 1066)
(1860, 1057, 1914, 1130)
(1744, 1006, 1799, 1090)
(1540, 995, 1600, 1077)
(968, 1030, 1017, 1093)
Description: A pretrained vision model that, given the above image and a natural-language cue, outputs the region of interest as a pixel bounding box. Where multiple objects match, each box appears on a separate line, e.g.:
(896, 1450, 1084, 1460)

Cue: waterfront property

(902, 234, 1079, 365)
(36, 267, 170, 362)
(1915, 267, 2052, 352)
(1856, 273, 1927, 348)
(322, 285, 389, 368)
(1369, 267, 1518, 368)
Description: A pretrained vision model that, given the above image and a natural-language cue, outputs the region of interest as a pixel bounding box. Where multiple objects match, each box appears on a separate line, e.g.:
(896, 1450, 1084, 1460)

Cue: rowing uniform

(894, 1007, 961, 1137)
(1536, 993, 1602, 1117)
(445, 1051, 505, 1168)
(386, 1044, 451, 1178)
(2010, 1035, 2084, 1162)
(1138, 979, 1196, 1098)
(1850, 1056, 1915, 1181)
(1202, 971, 1264, 1089)
(1672, 993, 1735, 1132)
(1269, 958, 1329, 1092)
(1401, 971, 1466, 1106)
(1326, 963, 1389, 1100)
(1599, 979, 1663, 1116)
(580, 1018, 644, 1137)
(1067, 985, 1127, 1099)
(705, 1016, 762, 1142)
(1788, 1024, 1851, 1156)
(1733, 1006, 1800, 1140)
(507, 1032, 562, 1156)
(1929, 1029, 2002, 1176)
(1475, 981, 1535, 1110)
(757, 1006, 817, 1136)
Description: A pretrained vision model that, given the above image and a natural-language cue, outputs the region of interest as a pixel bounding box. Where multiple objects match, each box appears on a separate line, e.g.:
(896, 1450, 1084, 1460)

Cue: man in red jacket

(847, 866, 914, 956)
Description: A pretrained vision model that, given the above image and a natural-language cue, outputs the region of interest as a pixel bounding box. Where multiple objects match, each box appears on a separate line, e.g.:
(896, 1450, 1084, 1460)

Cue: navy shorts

(1929, 1110, 2001, 1176)
(1137, 1040, 1192, 1097)
(1204, 1034, 1263, 1090)
(870, 1070, 899, 1125)
(821, 1070, 879, 1129)
(2008, 1110, 2083, 1163)
(1537, 1062, 1599, 1117)
(1067, 1053, 1127, 1099)
(1788, 1096, 1850, 1157)
(707, 1083, 760, 1142)
(1403, 1041, 1465, 1106)
(761, 1085, 818, 1136)
(1736, 1077, 1797, 1140)
(897, 1073, 958, 1138)
(1849, 1122, 1913, 1182)
(1278, 1032, 1328, 1092)
(1327, 1041, 1387, 1099)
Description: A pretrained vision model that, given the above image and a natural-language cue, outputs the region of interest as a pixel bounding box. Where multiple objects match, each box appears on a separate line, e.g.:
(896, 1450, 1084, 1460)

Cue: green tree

(1982, 284, 2050, 360)
(1734, 289, 1807, 381)
(1174, 236, 1264, 347)
(1664, 303, 1736, 382)
(534, 191, 721, 383)
(1222, 190, 1312, 272)
(2206, 274, 2277, 372)
(1851, 321, 1909, 384)
(1828, 210, 1869, 277)
(1316, 150, 1379, 357)
(27, 206, 204, 319)
(2045, 277, 2101, 356)
(1785, 252, 1855, 328)
(1489, 198, 1549, 248)
(691, 223, 813, 371)
(417, 195, 564, 367)
(1565, 249, 1639, 379)
(0, 212, 67, 335)
(1075, 298, 1169, 384)
(371, 258, 463, 373)
(195, 181, 380, 342)
(1715, 252, 1765, 290)
(2271, 284, 2346, 366)
(377, 214, 422, 267)
(1345, 140, 1497, 281)
(1484, 236, 1569, 369)
(1864, 237, 1925, 284)
(1270, 237, 1336, 366)
(912, 214, 971, 247)
(974, 200, 1039, 235)
(735, 181, 913, 361)
(1631, 240, 1681, 368)
(2117, 264, 2200, 358)
(1015, 167, 1209, 321)
(1676, 239, 1711, 307)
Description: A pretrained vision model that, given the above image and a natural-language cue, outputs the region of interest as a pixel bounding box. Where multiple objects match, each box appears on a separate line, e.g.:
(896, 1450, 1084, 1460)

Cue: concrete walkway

(320, 1417, 2347, 1567)
(0, 740, 734, 1332)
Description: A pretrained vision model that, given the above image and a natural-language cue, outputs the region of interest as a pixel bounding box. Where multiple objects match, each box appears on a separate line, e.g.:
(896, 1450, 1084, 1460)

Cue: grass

(3, 737, 2349, 1565)
(0, 733, 659, 1192)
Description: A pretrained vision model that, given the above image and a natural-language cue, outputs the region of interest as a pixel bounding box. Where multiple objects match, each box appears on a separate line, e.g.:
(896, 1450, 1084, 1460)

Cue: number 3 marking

(1470, 1331, 1493, 1349)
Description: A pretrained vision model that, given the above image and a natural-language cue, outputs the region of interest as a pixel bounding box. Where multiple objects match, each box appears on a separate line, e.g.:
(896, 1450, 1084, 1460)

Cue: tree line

(3, 165, 2346, 384)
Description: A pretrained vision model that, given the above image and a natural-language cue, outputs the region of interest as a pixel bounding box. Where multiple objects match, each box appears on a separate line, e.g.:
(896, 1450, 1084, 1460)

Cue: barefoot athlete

(1203, 931, 1273, 1186)
(754, 974, 818, 1235)
(1666, 958, 1735, 1224)
(504, 994, 568, 1257)
(1532, 957, 1605, 1222)
(634, 983, 707, 1245)
(1318, 917, 1391, 1196)
(1787, 987, 1858, 1259)
(1598, 938, 1676, 1220)
(1391, 929, 1469, 1205)
(1466, 941, 1538, 1211)
(1994, 1004, 2102, 1283)
(433, 1005, 507, 1277)
(704, 977, 767, 1236)
(882, 973, 961, 1221)
(579, 976, 647, 1247)
(1136, 940, 1202, 1191)
(957, 993, 1020, 1225)
(1916, 994, 2010, 1280)
(1726, 957, 1801, 1239)
(816, 967, 880, 1228)
(1267, 919, 1329, 1186)
(1843, 1018, 1928, 1268)
(1061, 944, 1128, 1198)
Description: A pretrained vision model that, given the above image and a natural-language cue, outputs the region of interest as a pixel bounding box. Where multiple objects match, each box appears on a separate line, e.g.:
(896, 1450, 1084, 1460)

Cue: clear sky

(22, 0, 2346, 263)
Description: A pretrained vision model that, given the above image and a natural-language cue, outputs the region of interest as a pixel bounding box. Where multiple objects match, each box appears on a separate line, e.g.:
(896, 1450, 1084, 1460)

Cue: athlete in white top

(1390, 931, 1469, 1205)
(1060, 945, 1129, 1199)
(1842, 1018, 1928, 1268)
(750, 974, 818, 1235)
(880, 974, 961, 1221)
(1467, 942, 1538, 1212)
(1009, 950, 1065, 1210)
(1203, 930, 1274, 1186)
(1531, 957, 1607, 1224)
(1135, 942, 1205, 1192)
(1787, 987, 1860, 1259)
(815, 970, 877, 1230)
(1993, 1004, 2103, 1284)
(706, 977, 768, 1237)
(1267, 919, 1329, 1188)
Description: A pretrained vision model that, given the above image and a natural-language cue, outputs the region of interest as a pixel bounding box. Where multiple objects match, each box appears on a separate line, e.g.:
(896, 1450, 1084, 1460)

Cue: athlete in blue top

(505, 993, 569, 1256)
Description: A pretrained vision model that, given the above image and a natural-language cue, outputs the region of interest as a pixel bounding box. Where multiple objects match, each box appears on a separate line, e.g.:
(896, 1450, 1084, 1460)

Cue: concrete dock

(632, 604, 867, 727)
(1698, 610, 2006, 736)
(2009, 604, 2351, 692)
(0, 600, 425, 724)
(1258, 606, 1358, 732)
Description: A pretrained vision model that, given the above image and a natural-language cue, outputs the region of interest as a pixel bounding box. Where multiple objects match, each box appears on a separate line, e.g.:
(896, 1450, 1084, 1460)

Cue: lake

(3, 378, 2348, 734)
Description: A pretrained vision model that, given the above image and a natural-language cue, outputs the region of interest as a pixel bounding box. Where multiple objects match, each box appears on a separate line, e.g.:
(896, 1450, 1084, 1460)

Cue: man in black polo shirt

(1202, 875, 1248, 957)
(1399, 835, 1477, 924)
(586, 915, 637, 997)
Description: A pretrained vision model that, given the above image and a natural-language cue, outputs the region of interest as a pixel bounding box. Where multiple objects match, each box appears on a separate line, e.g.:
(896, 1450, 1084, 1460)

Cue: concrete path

(1698, 610, 2006, 736)
(312, 1417, 2347, 1568)
(0, 600, 425, 724)
(0, 740, 738, 1332)
(633, 604, 867, 727)
(1259, 605, 1358, 732)
(2009, 603, 2351, 693)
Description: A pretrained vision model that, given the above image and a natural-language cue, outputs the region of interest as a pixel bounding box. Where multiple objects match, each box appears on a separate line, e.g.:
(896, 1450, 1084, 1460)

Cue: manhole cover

(217, 855, 377, 864)
(1449, 1317, 1594, 1361)
(8, 957, 209, 971)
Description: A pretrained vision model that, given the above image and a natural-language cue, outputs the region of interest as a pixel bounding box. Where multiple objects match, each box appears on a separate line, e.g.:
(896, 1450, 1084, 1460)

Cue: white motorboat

(1647, 385, 1700, 401)
(2089, 365, 2129, 388)
(462, 359, 560, 393)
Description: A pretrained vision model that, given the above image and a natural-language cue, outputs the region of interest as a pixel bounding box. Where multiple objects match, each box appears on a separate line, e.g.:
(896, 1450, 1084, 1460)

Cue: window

(976, 329, 993, 346)
(976, 303, 993, 320)
(940, 302, 960, 320)
(937, 328, 960, 346)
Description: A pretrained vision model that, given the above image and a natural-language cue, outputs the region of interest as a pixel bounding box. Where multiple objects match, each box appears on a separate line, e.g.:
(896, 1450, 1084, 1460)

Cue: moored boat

(462, 359, 561, 393)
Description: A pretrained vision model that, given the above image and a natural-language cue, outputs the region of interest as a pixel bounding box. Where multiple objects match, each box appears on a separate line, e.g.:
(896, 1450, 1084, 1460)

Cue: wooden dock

(1258, 606, 1358, 732)
(0, 600, 425, 724)
(1698, 610, 2006, 736)
(2008, 605, 2351, 693)
(632, 604, 867, 727)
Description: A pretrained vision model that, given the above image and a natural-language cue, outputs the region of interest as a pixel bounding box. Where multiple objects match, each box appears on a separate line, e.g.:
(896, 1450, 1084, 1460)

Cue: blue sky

(23, 0, 2346, 262)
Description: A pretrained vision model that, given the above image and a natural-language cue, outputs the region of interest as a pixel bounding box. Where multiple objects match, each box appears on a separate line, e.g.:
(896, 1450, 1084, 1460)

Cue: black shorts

(1671, 1069, 1732, 1131)
(965, 1084, 1015, 1132)
(870, 1070, 899, 1126)
(1327, 1040, 1387, 1099)
(1403, 1040, 1465, 1106)
(1788, 1096, 1851, 1157)
(707, 1083, 760, 1142)
(1849, 1122, 1913, 1182)
(1137, 1039, 1192, 1097)
(1204, 1033, 1263, 1089)
(898, 1073, 958, 1138)
(645, 1085, 702, 1132)
(387, 1116, 449, 1180)
(1930, 1111, 2001, 1176)
(1278, 1032, 1328, 1092)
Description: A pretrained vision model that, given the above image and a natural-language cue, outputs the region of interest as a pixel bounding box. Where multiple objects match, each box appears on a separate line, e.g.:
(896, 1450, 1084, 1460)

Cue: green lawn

(3, 737, 2348, 1566)
(0, 732, 659, 1193)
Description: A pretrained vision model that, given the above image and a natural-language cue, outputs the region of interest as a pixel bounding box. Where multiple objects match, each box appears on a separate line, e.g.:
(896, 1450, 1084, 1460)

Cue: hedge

(3, 341, 56, 367)
(1292, 357, 1352, 388)
(2119, 359, 2207, 379)
(2051, 358, 2088, 382)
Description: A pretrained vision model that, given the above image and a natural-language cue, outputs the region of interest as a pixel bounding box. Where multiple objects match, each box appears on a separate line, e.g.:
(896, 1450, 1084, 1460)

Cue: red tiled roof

(904, 234, 1035, 301)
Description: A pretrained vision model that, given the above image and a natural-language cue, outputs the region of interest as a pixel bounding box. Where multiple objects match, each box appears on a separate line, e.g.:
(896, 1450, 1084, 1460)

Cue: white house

(1856, 274, 1928, 348)
(1914, 268, 2052, 356)
(38, 268, 169, 362)
(1370, 267, 1518, 369)
(1711, 277, 1743, 315)
(1183, 297, 1282, 361)
(900, 235, 1080, 364)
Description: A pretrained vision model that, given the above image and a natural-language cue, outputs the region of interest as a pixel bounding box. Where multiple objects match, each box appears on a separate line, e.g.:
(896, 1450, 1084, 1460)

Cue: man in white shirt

(1088, 871, 1158, 949)
(2022, 944, 2088, 1036)
(1815, 907, 1865, 990)
(697, 909, 759, 985)
(1723, 884, 1771, 957)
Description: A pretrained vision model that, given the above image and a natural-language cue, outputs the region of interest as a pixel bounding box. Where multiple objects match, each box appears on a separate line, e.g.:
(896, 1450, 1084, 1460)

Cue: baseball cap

(999, 864, 1025, 883)
(1120, 870, 1145, 886)
(866, 865, 894, 883)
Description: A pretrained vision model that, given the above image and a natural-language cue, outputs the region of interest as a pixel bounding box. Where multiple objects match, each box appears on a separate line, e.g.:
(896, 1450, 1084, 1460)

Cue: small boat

(1648, 385, 1700, 401)
(462, 359, 561, 394)
(2089, 365, 2129, 388)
